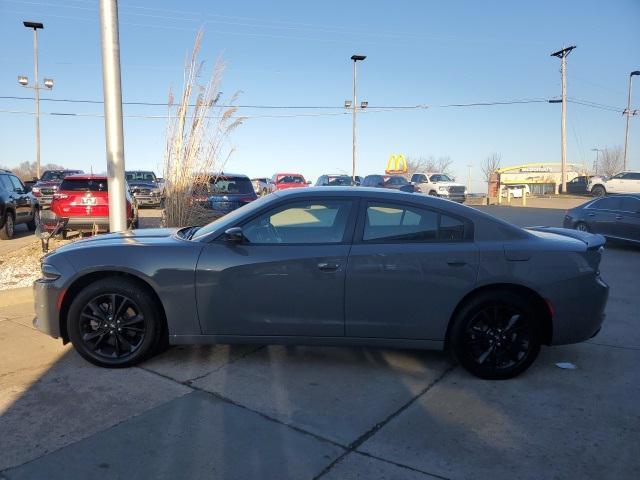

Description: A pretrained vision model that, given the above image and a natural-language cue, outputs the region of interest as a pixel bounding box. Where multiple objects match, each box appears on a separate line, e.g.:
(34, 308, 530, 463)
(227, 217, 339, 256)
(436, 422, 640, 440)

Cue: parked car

(588, 171, 640, 197)
(501, 184, 531, 199)
(564, 175, 592, 195)
(125, 171, 163, 208)
(50, 174, 137, 237)
(34, 187, 608, 379)
(269, 173, 310, 192)
(0, 169, 39, 239)
(31, 169, 84, 207)
(564, 194, 640, 244)
(411, 172, 466, 202)
(192, 173, 257, 218)
(315, 174, 355, 186)
(251, 177, 273, 196)
(362, 174, 417, 192)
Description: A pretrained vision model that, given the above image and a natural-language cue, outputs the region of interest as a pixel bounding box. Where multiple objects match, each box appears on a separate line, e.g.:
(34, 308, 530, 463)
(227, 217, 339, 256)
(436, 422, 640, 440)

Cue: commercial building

(490, 162, 588, 196)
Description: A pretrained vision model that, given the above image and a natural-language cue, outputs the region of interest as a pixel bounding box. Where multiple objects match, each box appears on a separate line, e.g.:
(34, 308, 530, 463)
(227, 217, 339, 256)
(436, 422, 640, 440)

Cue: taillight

(53, 193, 68, 200)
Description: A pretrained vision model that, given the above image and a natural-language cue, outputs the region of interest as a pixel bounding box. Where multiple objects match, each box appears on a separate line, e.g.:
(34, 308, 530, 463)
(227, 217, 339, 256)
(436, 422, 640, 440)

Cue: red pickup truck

(50, 174, 137, 237)
(269, 173, 310, 192)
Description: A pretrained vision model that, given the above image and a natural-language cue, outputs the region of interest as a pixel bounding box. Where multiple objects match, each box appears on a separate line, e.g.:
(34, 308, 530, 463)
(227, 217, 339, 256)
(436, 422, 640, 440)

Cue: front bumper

(438, 193, 466, 203)
(33, 279, 63, 338)
(134, 195, 162, 206)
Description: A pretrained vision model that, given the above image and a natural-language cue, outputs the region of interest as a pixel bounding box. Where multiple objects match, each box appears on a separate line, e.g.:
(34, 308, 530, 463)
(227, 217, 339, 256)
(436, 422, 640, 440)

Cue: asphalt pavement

(0, 204, 638, 480)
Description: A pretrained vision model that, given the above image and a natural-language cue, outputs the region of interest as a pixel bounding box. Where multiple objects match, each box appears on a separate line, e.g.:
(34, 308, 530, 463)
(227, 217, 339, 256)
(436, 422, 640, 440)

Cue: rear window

(59, 179, 108, 192)
(277, 175, 305, 184)
(327, 176, 353, 186)
(208, 177, 254, 194)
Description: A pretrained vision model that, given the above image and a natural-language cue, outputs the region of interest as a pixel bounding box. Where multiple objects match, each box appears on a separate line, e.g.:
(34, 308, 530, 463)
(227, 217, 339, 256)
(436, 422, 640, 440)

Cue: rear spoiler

(526, 226, 606, 250)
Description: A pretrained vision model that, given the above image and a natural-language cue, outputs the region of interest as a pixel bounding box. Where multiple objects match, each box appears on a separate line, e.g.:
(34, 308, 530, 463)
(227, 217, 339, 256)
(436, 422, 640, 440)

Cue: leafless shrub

(481, 153, 501, 194)
(598, 146, 624, 177)
(162, 29, 244, 228)
(9, 161, 65, 181)
(404, 155, 453, 179)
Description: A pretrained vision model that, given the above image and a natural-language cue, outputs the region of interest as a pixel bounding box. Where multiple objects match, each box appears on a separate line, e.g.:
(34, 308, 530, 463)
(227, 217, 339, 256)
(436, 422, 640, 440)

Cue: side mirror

(224, 227, 245, 243)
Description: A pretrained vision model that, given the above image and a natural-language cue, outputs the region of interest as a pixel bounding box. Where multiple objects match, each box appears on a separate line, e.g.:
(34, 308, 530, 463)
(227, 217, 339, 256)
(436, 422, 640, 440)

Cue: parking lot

(1, 205, 638, 479)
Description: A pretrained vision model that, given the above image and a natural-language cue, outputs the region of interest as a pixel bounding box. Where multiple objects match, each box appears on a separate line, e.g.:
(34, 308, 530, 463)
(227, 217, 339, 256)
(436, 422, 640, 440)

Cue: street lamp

(349, 54, 366, 181)
(591, 148, 603, 175)
(623, 71, 640, 171)
(19, 20, 53, 180)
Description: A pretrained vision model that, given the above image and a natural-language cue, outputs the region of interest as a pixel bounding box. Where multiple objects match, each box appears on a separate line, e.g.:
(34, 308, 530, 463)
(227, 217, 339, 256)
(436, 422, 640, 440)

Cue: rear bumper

(63, 216, 110, 231)
(543, 274, 609, 345)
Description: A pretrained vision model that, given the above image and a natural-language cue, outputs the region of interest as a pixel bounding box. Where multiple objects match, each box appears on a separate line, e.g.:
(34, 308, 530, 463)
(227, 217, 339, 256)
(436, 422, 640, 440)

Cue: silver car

(33, 187, 609, 379)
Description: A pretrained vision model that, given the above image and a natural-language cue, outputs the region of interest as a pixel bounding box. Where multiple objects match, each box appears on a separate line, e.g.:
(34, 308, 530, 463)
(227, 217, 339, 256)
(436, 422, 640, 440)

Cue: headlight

(438, 186, 448, 192)
(152, 188, 161, 196)
(40, 262, 61, 281)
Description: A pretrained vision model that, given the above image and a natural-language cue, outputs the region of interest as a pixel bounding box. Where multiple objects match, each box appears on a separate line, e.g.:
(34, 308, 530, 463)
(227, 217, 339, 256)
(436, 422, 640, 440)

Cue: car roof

(274, 173, 304, 177)
(61, 174, 108, 181)
(210, 172, 249, 179)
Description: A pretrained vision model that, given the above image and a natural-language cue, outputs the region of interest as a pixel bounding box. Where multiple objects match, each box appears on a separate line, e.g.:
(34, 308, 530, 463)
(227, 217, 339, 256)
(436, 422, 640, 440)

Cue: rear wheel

(449, 291, 541, 379)
(429, 190, 438, 196)
(591, 185, 606, 197)
(67, 278, 163, 367)
(0, 212, 15, 240)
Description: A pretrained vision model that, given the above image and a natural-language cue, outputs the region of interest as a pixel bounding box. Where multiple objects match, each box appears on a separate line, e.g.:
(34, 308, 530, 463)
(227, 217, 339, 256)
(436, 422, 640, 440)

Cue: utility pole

(466, 164, 472, 193)
(350, 55, 366, 181)
(99, 0, 127, 232)
(591, 148, 602, 175)
(551, 46, 576, 195)
(623, 71, 640, 171)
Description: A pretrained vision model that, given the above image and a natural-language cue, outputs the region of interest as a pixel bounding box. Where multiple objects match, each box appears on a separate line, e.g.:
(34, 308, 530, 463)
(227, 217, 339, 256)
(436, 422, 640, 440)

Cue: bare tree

(598, 146, 624, 177)
(404, 155, 453, 179)
(162, 29, 244, 228)
(10, 161, 65, 181)
(481, 153, 501, 194)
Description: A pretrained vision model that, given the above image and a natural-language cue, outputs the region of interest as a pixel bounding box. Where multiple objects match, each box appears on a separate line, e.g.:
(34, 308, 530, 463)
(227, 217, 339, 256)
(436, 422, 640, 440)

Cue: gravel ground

(0, 238, 71, 291)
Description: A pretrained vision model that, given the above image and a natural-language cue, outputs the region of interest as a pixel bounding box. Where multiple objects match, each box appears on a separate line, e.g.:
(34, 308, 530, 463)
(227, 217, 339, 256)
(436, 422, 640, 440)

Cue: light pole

(551, 46, 576, 195)
(623, 71, 640, 171)
(349, 55, 366, 181)
(19, 21, 53, 180)
(591, 148, 602, 175)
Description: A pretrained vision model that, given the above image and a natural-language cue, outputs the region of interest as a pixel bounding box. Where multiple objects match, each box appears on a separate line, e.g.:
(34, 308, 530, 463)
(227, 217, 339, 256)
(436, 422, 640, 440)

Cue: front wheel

(67, 278, 163, 368)
(428, 190, 438, 196)
(449, 291, 541, 379)
(0, 212, 15, 240)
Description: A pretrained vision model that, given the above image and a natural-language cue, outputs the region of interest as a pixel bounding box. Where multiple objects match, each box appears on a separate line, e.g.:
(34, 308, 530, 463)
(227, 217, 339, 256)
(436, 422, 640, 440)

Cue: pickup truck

(410, 172, 467, 203)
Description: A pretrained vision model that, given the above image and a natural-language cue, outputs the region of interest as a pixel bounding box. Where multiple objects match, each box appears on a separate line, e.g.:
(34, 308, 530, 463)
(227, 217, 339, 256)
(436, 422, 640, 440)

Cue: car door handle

(615, 215, 623, 220)
(587, 213, 596, 217)
(317, 262, 340, 271)
(446, 259, 467, 267)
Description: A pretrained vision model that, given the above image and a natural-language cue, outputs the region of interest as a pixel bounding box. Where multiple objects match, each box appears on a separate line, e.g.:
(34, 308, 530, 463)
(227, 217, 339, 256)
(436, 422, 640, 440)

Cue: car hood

(54, 228, 180, 253)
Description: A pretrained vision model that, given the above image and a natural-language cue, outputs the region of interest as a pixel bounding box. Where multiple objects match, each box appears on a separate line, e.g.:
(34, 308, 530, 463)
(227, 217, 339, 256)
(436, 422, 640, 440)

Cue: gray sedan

(33, 187, 609, 379)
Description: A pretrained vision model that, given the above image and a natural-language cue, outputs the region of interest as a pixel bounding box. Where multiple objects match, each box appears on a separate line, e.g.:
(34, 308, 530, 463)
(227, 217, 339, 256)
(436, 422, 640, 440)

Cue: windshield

(191, 194, 273, 240)
(430, 174, 453, 182)
(327, 176, 353, 186)
(59, 179, 108, 192)
(41, 171, 82, 181)
(385, 176, 408, 185)
(126, 171, 157, 182)
(208, 176, 254, 194)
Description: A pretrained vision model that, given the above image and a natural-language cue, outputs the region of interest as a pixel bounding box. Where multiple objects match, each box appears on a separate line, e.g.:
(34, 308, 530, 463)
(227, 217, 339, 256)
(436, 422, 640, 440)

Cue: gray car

(33, 187, 609, 379)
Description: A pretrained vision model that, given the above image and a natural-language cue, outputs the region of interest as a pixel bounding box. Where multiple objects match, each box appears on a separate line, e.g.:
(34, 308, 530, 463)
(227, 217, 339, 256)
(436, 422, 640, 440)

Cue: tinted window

(0, 174, 12, 191)
(125, 171, 157, 182)
(386, 176, 408, 186)
(430, 174, 453, 182)
(412, 174, 427, 183)
(8, 175, 24, 191)
(277, 175, 304, 184)
(209, 176, 254, 194)
(591, 197, 622, 211)
(623, 172, 640, 180)
(621, 197, 640, 212)
(363, 175, 384, 187)
(60, 179, 108, 192)
(41, 171, 82, 181)
(242, 200, 353, 244)
(364, 203, 466, 242)
(326, 176, 353, 186)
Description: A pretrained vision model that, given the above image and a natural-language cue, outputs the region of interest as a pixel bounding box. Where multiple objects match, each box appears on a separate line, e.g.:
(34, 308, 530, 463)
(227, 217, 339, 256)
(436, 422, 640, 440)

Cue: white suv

(589, 171, 640, 197)
(410, 172, 467, 203)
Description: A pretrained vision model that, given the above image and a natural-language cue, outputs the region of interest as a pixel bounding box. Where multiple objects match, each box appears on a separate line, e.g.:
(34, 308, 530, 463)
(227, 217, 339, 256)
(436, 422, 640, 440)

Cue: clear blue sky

(1, 0, 638, 192)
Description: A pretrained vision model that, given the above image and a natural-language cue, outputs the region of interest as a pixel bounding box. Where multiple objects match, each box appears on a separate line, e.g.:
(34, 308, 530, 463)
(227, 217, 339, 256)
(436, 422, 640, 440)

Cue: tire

(429, 190, 438, 196)
(449, 291, 542, 380)
(27, 208, 39, 231)
(67, 278, 164, 368)
(0, 212, 15, 240)
(591, 185, 606, 197)
(575, 222, 589, 232)
(261, 188, 268, 197)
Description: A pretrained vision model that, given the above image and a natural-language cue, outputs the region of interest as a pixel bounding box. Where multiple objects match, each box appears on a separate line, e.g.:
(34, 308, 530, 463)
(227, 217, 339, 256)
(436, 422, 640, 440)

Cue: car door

(585, 197, 622, 236)
(345, 200, 479, 340)
(616, 197, 640, 241)
(196, 197, 357, 336)
(625, 172, 640, 193)
(7, 174, 31, 221)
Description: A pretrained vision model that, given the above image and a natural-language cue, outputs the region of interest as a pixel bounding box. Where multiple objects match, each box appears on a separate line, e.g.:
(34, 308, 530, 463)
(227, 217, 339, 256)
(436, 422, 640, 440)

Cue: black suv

(0, 169, 39, 239)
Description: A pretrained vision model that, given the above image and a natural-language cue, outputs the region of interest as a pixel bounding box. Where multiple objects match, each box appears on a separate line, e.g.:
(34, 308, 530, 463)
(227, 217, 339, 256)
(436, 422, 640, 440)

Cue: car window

(386, 176, 407, 186)
(620, 197, 640, 212)
(242, 200, 353, 244)
(363, 175, 383, 187)
(8, 175, 24, 191)
(590, 197, 622, 211)
(623, 172, 640, 180)
(412, 174, 427, 183)
(125, 171, 157, 182)
(278, 175, 304, 184)
(209, 176, 254, 194)
(60, 179, 108, 192)
(430, 174, 453, 182)
(327, 176, 352, 186)
(0, 174, 13, 191)
(363, 203, 466, 242)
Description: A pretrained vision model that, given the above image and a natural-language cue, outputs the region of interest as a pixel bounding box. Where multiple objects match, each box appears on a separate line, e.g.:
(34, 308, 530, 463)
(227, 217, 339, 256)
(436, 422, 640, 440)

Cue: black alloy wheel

(450, 291, 541, 379)
(67, 278, 162, 367)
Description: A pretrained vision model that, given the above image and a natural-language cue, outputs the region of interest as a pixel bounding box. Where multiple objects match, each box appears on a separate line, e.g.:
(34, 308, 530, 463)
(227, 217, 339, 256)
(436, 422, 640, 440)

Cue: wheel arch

(444, 283, 553, 348)
(59, 270, 168, 344)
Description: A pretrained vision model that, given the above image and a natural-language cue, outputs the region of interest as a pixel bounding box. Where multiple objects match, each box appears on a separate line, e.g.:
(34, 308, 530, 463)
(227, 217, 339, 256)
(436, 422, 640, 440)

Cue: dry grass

(162, 29, 244, 227)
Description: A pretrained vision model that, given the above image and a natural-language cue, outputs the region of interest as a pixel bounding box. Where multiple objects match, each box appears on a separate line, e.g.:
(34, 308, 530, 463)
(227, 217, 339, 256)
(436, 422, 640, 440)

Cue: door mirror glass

(224, 227, 245, 243)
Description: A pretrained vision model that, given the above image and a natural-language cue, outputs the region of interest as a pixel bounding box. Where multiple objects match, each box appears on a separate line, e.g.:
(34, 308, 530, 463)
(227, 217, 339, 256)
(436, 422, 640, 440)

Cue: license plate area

(81, 197, 97, 205)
